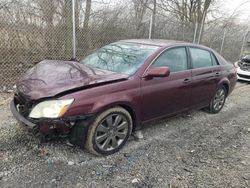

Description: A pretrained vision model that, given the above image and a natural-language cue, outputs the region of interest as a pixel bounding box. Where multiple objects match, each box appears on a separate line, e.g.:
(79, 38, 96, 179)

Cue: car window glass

(190, 48, 213, 68)
(211, 53, 219, 65)
(81, 43, 159, 75)
(152, 47, 188, 72)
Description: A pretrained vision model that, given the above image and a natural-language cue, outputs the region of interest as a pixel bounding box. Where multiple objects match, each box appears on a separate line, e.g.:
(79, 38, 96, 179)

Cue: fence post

(72, 0, 76, 59)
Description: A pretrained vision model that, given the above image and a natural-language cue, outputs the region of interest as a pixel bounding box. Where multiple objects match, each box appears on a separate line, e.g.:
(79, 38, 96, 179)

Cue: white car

(235, 55, 250, 82)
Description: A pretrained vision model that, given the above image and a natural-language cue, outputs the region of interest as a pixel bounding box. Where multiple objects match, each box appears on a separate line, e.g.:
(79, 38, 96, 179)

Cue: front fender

(60, 77, 141, 128)
(90, 96, 141, 130)
(91, 95, 132, 112)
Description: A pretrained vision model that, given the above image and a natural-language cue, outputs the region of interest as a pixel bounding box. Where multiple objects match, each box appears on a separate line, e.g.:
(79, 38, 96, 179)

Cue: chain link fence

(0, 0, 247, 91)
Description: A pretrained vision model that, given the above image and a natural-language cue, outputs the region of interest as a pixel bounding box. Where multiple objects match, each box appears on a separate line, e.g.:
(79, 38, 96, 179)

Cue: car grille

(240, 67, 250, 71)
(14, 93, 32, 117)
(239, 62, 250, 71)
(237, 73, 250, 80)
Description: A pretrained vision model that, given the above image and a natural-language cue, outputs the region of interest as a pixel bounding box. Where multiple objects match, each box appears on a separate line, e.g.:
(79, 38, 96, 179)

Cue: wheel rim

(213, 88, 225, 111)
(95, 113, 129, 151)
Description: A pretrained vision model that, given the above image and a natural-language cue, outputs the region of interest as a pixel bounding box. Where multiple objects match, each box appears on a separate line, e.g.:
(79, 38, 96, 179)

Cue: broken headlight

(29, 99, 74, 118)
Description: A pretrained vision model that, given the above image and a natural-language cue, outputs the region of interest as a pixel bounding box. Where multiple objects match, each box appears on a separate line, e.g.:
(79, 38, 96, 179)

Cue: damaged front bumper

(10, 99, 37, 129)
(10, 99, 93, 136)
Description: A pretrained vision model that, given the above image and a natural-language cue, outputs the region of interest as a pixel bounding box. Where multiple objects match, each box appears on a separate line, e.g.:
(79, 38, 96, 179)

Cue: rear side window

(152, 47, 188, 72)
(190, 48, 213, 68)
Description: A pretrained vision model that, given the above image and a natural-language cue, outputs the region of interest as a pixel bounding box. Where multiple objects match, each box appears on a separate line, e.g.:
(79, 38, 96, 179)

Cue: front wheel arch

(117, 104, 137, 131)
(92, 102, 139, 130)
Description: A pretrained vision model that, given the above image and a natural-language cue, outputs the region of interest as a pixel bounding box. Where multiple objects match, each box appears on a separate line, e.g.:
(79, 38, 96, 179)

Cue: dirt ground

(0, 82, 250, 188)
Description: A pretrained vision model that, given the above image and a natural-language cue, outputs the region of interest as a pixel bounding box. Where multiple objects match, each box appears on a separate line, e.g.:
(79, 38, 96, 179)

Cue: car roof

(118, 39, 209, 49)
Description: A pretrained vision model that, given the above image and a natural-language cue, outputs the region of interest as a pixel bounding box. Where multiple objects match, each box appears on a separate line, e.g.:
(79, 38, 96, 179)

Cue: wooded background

(0, 0, 249, 90)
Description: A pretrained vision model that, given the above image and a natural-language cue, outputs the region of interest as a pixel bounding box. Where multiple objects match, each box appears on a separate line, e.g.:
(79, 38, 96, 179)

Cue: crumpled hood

(17, 60, 129, 100)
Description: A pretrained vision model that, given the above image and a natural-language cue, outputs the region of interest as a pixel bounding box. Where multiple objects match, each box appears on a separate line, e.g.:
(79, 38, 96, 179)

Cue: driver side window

(152, 47, 188, 72)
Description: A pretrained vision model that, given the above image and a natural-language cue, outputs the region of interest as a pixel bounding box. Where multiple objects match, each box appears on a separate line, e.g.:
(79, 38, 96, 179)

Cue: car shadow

(237, 80, 250, 84)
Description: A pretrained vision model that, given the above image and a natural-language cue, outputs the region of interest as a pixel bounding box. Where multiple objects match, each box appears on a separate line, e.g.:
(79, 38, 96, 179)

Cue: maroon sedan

(11, 39, 237, 155)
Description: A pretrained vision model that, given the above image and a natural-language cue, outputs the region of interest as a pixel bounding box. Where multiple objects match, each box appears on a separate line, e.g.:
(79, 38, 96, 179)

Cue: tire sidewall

(210, 86, 227, 113)
(86, 107, 133, 156)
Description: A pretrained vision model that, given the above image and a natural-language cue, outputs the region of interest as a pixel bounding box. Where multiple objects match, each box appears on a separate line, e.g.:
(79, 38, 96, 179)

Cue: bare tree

(82, 0, 92, 51)
(132, 0, 149, 37)
(0, 0, 249, 89)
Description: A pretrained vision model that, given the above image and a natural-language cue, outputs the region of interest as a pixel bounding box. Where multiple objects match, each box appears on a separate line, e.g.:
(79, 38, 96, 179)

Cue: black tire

(207, 86, 227, 114)
(85, 107, 133, 156)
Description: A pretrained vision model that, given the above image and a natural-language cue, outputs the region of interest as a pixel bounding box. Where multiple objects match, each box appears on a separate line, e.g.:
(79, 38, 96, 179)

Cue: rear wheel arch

(222, 83, 229, 96)
(217, 78, 230, 96)
(207, 85, 227, 114)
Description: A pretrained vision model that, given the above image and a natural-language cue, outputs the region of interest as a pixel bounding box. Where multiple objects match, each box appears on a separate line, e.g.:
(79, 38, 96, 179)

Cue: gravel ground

(0, 82, 250, 188)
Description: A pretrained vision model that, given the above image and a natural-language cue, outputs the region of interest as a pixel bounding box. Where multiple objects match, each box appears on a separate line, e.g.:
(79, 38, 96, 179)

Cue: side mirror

(143, 67, 170, 78)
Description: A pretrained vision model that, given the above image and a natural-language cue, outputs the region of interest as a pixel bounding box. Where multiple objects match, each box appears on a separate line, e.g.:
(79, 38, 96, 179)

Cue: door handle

(183, 78, 191, 83)
(214, 72, 221, 77)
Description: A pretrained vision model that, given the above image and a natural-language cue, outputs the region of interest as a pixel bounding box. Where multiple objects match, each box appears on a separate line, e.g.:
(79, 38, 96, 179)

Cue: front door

(141, 47, 192, 121)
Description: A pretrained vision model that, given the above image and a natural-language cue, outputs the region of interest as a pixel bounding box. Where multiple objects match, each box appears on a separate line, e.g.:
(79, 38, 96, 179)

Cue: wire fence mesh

(0, 0, 248, 91)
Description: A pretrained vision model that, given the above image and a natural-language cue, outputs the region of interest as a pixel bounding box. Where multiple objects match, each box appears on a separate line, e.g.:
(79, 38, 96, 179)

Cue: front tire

(85, 107, 133, 156)
(207, 86, 227, 113)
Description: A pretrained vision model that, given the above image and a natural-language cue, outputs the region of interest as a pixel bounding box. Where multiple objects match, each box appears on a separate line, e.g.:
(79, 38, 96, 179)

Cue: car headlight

(29, 99, 74, 118)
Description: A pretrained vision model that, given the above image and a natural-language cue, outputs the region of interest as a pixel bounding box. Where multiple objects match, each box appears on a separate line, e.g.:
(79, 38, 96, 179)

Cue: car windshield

(245, 55, 250, 59)
(80, 43, 159, 75)
(242, 55, 250, 62)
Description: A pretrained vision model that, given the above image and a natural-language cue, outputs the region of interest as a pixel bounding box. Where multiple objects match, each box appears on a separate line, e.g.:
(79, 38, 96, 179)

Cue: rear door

(189, 47, 222, 108)
(141, 47, 192, 121)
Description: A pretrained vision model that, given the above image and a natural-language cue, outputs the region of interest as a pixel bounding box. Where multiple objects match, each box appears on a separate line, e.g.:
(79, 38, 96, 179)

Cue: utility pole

(151, 0, 156, 38)
(149, 14, 153, 39)
(193, 19, 198, 43)
(220, 28, 226, 55)
(147, 0, 156, 39)
(197, 10, 206, 44)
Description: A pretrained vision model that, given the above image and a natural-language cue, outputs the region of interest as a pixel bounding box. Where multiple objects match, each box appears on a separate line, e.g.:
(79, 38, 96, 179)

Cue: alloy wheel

(95, 113, 129, 151)
(213, 88, 226, 111)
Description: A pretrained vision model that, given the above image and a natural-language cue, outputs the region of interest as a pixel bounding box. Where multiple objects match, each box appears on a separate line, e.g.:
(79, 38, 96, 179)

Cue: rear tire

(85, 107, 133, 156)
(207, 86, 227, 114)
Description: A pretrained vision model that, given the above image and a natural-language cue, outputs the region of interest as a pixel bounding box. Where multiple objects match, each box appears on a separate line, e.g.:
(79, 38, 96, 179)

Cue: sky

(222, 0, 250, 22)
